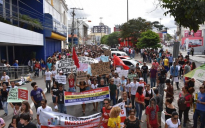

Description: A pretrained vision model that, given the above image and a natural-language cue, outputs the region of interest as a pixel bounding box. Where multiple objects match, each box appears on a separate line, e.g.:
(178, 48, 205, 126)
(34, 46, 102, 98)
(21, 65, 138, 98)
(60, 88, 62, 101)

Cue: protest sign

(115, 70, 129, 78)
(7, 87, 29, 102)
(64, 87, 110, 106)
(40, 111, 101, 128)
(76, 71, 87, 82)
(40, 102, 125, 128)
(100, 56, 109, 62)
(127, 74, 137, 80)
(77, 63, 88, 72)
(55, 75, 66, 84)
(56, 57, 98, 74)
(91, 61, 110, 76)
(104, 49, 111, 56)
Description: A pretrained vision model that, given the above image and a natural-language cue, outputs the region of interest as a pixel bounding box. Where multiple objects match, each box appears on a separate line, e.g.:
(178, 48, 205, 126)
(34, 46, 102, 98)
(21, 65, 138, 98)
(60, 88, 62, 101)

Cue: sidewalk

(180, 50, 205, 64)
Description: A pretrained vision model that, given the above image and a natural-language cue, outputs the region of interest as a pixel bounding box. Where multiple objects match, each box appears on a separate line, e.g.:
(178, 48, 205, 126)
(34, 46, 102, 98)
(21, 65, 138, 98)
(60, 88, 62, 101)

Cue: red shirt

(101, 107, 112, 128)
(135, 92, 145, 102)
(179, 93, 192, 107)
(152, 62, 159, 69)
(68, 79, 75, 88)
(146, 105, 159, 125)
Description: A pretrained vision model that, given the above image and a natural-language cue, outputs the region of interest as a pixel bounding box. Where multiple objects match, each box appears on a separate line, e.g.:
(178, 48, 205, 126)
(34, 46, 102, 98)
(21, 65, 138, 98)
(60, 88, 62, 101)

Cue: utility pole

(127, 0, 129, 22)
(100, 17, 103, 44)
(70, 8, 83, 51)
(77, 17, 86, 45)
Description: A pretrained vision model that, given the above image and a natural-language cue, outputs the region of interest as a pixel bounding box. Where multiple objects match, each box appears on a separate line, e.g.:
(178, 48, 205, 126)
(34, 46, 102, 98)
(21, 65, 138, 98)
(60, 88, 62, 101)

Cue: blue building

(0, 0, 68, 65)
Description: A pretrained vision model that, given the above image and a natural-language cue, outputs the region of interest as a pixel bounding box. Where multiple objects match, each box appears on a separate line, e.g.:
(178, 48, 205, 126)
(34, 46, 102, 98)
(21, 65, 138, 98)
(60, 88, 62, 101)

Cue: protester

(9, 81, 18, 89)
(56, 84, 67, 114)
(0, 83, 8, 116)
(164, 79, 174, 98)
(18, 113, 37, 128)
(125, 78, 131, 99)
(153, 88, 163, 127)
(113, 73, 121, 102)
(107, 106, 121, 128)
(34, 61, 40, 77)
(193, 85, 205, 128)
(135, 86, 145, 122)
(157, 72, 166, 99)
(51, 66, 57, 84)
(165, 98, 176, 121)
(1, 71, 10, 87)
(152, 59, 159, 70)
(178, 86, 192, 127)
(19, 101, 33, 120)
(0, 117, 5, 128)
(150, 65, 157, 88)
(124, 109, 140, 128)
(9, 102, 22, 116)
(146, 98, 159, 128)
(143, 84, 154, 108)
(117, 92, 132, 116)
(91, 79, 98, 111)
(98, 99, 112, 128)
(37, 99, 52, 125)
(47, 60, 52, 71)
(44, 67, 52, 93)
(165, 111, 181, 128)
(163, 57, 169, 72)
(13, 60, 18, 79)
(191, 62, 196, 70)
(8, 115, 19, 128)
(51, 82, 58, 106)
(170, 62, 179, 90)
(129, 78, 139, 109)
(41, 60, 46, 77)
(98, 79, 107, 109)
(109, 78, 117, 105)
(120, 76, 127, 95)
(67, 71, 75, 92)
(141, 62, 148, 83)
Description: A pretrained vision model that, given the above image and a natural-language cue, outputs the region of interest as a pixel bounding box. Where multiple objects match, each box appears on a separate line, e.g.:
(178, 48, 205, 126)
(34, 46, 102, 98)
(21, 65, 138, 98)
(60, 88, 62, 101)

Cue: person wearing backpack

(118, 92, 132, 117)
(178, 86, 192, 127)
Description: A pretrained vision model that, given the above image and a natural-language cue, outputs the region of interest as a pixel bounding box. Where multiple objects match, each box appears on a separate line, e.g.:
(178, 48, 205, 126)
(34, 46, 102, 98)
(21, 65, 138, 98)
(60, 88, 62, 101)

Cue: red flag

(113, 55, 129, 70)
(72, 47, 80, 68)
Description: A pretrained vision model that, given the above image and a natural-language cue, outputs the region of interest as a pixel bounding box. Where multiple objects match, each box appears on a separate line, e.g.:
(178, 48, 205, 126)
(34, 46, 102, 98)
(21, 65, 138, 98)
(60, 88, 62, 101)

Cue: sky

(65, 0, 177, 35)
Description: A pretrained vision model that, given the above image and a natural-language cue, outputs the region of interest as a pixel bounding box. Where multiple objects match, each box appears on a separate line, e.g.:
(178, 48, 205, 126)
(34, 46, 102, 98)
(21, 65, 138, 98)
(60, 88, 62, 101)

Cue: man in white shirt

(113, 73, 121, 101)
(51, 67, 57, 85)
(44, 68, 52, 93)
(37, 99, 52, 125)
(129, 78, 139, 109)
(1, 72, 10, 87)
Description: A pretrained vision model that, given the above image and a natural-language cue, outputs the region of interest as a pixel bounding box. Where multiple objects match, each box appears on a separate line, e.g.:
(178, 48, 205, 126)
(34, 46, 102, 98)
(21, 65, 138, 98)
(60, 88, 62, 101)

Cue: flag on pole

(72, 47, 80, 68)
(113, 55, 129, 70)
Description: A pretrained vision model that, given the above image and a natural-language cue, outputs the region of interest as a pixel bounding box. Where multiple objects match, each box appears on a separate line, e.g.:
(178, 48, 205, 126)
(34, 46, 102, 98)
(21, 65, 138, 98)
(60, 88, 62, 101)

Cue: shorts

(68, 87, 76, 92)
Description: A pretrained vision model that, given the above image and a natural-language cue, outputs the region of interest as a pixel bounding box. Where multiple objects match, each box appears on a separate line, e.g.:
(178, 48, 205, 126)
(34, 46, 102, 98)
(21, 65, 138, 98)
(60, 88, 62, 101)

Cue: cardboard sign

(7, 87, 29, 103)
(91, 61, 110, 76)
(77, 63, 88, 72)
(55, 75, 66, 84)
(100, 56, 109, 62)
(104, 49, 111, 56)
(76, 71, 87, 82)
(115, 70, 129, 78)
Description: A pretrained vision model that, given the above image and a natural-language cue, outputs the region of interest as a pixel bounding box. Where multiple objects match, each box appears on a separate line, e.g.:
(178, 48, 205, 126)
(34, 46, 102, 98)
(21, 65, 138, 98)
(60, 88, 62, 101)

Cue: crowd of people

(0, 45, 204, 128)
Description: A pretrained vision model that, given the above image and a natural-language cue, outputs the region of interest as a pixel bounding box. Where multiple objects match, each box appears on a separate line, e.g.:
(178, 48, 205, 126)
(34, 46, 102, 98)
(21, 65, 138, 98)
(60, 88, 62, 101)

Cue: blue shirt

(30, 88, 43, 102)
(47, 63, 52, 70)
(168, 56, 173, 62)
(41, 64, 46, 68)
(13, 63, 18, 67)
(170, 66, 178, 76)
(196, 92, 205, 111)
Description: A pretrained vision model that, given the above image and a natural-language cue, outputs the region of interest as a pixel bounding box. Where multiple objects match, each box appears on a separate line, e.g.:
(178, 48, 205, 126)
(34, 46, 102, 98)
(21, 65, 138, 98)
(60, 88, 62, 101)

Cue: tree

(100, 32, 120, 46)
(120, 17, 153, 44)
(165, 33, 173, 41)
(161, 0, 205, 32)
(101, 35, 109, 44)
(152, 21, 164, 31)
(136, 30, 161, 49)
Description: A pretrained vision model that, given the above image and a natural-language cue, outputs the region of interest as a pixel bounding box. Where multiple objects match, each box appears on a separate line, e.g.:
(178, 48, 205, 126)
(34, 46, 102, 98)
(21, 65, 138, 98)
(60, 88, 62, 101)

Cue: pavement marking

(30, 88, 47, 109)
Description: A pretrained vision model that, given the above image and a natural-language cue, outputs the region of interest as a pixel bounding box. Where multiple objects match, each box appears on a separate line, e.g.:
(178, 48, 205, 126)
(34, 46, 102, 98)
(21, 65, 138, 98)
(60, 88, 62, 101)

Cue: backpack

(178, 93, 189, 110)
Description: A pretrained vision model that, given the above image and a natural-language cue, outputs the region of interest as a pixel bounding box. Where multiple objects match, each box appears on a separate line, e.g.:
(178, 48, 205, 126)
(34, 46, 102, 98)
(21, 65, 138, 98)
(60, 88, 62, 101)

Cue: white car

(110, 48, 118, 51)
(122, 59, 151, 70)
(111, 51, 128, 57)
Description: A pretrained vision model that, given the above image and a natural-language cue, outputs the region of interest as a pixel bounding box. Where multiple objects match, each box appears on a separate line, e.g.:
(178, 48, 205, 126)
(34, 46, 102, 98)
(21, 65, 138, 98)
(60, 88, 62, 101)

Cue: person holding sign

(76, 81, 89, 116)
(44, 68, 52, 93)
(67, 70, 75, 92)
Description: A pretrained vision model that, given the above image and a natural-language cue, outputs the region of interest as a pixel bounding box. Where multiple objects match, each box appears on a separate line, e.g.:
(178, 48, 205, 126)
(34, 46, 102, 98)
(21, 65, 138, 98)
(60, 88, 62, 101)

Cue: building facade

(0, 0, 68, 64)
(92, 23, 111, 34)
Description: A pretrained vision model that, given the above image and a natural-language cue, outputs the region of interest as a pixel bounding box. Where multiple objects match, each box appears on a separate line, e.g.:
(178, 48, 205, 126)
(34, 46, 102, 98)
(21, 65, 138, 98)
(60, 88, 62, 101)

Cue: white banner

(55, 75, 66, 84)
(115, 70, 129, 78)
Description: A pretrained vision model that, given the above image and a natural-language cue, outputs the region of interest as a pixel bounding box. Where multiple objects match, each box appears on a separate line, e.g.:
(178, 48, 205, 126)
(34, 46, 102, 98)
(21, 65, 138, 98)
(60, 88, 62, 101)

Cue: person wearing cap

(193, 85, 205, 128)
(141, 62, 148, 84)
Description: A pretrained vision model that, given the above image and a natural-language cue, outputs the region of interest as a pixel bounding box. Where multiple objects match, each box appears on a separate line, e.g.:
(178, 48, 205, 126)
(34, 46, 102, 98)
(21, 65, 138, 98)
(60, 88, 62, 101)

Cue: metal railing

(0, 66, 29, 80)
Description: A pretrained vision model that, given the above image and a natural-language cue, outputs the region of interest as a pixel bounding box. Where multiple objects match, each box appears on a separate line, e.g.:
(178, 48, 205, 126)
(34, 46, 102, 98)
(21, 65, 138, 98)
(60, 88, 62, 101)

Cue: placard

(104, 49, 111, 56)
(76, 71, 87, 82)
(91, 61, 110, 76)
(115, 70, 129, 78)
(7, 87, 29, 103)
(77, 63, 88, 72)
(55, 75, 66, 84)
(127, 74, 137, 80)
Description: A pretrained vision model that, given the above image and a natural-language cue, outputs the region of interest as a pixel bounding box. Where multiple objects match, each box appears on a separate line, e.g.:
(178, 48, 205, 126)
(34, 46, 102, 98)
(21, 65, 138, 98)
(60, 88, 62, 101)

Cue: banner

(40, 112, 101, 128)
(115, 70, 129, 78)
(55, 75, 66, 84)
(7, 87, 29, 102)
(100, 56, 109, 62)
(184, 30, 202, 37)
(184, 64, 205, 81)
(91, 62, 110, 76)
(76, 71, 87, 82)
(77, 63, 88, 72)
(181, 37, 203, 48)
(56, 57, 98, 74)
(40, 102, 126, 128)
(64, 87, 110, 106)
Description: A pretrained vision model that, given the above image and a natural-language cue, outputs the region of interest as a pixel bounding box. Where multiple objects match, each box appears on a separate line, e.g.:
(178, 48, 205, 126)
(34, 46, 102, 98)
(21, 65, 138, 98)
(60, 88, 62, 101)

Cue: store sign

(184, 30, 202, 37)
(53, 19, 67, 36)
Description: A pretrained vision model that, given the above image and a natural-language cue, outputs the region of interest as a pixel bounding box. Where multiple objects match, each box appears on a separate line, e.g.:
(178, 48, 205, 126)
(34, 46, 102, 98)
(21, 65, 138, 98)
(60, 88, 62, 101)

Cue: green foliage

(164, 33, 173, 41)
(101, 32, 120, 46)
(120, 17, 153, 44)
(161, 0, 205, 32)
(136, 30, 161, 49)
(152, 21, 164, 30)
(20, 14, 43, 29)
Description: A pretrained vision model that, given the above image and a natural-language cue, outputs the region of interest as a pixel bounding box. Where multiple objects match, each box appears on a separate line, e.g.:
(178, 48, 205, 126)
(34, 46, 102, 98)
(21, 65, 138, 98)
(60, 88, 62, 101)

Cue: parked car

(110, 48, 118, 51)
(111, 51, 128, 57)
(122, 59, 151, 72)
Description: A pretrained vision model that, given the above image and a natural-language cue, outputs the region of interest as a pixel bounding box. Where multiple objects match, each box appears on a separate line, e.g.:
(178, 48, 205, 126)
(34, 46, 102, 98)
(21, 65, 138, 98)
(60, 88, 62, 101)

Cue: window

(117, 53, 121, 56)
(123, 61, 133, 66)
